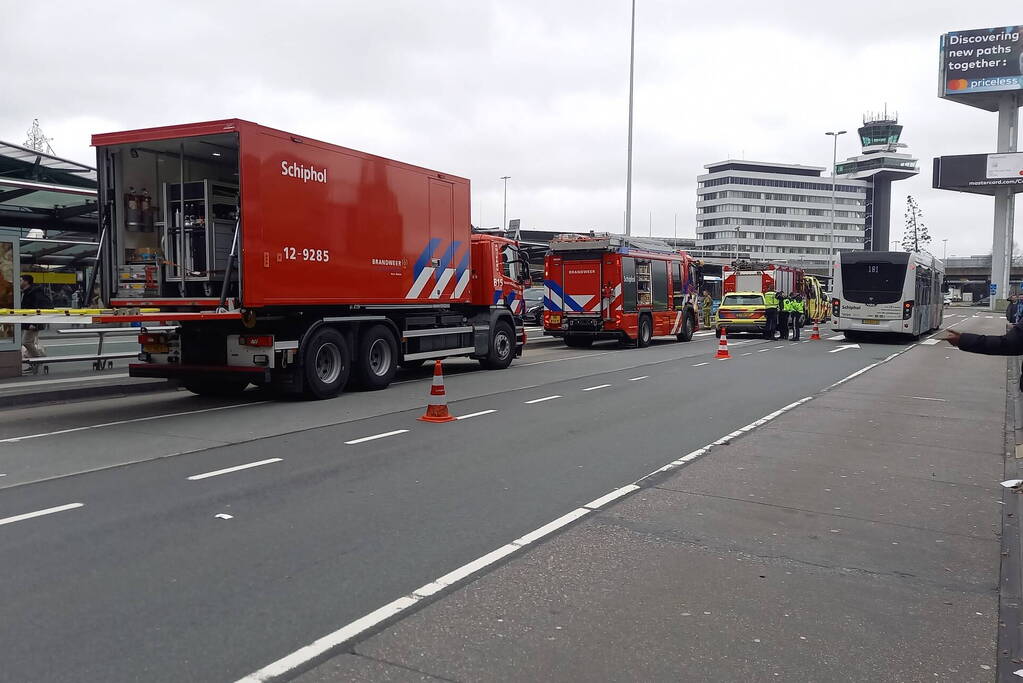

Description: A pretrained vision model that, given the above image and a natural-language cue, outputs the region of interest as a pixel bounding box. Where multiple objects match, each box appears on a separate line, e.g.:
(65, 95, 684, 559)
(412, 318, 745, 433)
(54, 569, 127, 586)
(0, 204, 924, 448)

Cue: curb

(0, 379, 177, 410)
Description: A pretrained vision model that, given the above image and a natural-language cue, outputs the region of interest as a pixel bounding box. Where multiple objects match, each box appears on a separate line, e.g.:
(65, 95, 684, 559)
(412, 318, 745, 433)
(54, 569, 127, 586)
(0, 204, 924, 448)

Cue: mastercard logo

(947, 79, 969, 91)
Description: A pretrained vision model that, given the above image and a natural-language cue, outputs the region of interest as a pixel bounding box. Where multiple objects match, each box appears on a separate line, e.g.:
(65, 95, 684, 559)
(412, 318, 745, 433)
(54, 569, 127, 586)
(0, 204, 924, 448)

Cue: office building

(695, 160, 870, 270)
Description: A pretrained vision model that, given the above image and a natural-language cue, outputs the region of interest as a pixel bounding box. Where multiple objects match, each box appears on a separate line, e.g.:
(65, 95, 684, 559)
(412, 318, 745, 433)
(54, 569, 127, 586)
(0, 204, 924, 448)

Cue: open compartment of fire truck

(96, 130, 240, 305)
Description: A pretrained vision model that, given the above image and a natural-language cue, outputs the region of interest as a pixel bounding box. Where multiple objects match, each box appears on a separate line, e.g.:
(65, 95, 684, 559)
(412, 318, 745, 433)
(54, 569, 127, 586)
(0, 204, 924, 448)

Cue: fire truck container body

(542, 235, 700, 348)
(91, 119, 525, 399)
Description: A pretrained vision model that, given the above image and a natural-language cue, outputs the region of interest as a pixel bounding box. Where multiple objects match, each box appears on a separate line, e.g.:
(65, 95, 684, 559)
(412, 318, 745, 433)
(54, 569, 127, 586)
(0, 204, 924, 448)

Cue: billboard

(932, 152, 1023, 195)
(940, 26, 1023, 110)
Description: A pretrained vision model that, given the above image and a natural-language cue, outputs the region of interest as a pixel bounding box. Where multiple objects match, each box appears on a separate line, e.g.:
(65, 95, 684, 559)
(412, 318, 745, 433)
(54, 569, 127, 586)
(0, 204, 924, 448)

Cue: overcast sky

(2, 1, 1019, 257)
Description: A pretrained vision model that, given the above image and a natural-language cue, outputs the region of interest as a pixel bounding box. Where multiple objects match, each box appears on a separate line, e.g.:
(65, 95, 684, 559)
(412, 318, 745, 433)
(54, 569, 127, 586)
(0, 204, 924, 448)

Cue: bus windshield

(841, 262, 906, 304)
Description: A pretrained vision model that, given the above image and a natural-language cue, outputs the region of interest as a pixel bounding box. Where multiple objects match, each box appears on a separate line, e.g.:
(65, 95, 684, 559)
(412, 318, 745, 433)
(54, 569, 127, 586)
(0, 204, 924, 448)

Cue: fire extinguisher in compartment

(125, 186, 142, 231)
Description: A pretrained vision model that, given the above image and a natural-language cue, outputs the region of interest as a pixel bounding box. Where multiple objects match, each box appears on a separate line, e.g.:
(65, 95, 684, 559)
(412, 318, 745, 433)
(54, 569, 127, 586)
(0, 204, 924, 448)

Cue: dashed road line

(525, 395, 561, 404)
(0, 503, 84, 527)
(628, 376, 648, 381)
(692, 362, 709, 367)
(757, 349, 770, 353)
(187, 458, 282, 481)
(344, 429, 410, 445)
(582, 384, 611, 391)
(455, 410, 497, 420)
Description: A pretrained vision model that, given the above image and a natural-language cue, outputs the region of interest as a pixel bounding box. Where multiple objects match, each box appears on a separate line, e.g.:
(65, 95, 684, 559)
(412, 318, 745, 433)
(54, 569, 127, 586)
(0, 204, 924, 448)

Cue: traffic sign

(991, 283, 998, 295)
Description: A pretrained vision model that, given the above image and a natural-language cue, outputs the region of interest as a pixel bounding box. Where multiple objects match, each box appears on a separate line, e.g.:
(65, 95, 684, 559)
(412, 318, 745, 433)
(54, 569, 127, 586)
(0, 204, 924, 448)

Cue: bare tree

(900, 195, 931, 253)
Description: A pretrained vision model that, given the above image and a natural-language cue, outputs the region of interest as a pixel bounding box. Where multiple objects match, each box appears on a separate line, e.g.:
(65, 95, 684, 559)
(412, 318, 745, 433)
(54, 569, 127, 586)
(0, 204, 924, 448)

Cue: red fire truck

(542, 234, 701, 347)
(722, 264, 804, 296)
(88, 119, 526, 399)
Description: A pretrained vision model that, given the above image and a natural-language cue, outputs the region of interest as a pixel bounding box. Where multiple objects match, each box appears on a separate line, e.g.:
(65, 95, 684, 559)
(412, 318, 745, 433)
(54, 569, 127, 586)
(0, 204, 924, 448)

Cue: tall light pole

(624, 0, 636, 236)
(825, 130, 847, 280)
(500, 176, 510, 231)
(942, 238, 948, 261)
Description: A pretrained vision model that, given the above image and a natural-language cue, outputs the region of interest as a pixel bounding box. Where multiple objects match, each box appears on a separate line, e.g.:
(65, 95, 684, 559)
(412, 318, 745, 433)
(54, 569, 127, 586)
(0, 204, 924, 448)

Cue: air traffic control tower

(836, 112, 919, 251)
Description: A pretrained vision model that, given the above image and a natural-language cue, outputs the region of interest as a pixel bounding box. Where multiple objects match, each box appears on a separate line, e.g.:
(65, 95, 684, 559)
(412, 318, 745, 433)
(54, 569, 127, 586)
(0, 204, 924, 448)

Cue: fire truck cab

(543, 234, 701, 348)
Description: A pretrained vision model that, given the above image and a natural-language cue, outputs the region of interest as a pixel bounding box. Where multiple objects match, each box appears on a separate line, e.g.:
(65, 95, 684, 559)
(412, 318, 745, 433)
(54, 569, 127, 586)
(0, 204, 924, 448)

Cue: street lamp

(624, 0, 636, 236)
(826, 130, 847, 281)
(942, 238, 948, 261)
(500, 176, 510, 232)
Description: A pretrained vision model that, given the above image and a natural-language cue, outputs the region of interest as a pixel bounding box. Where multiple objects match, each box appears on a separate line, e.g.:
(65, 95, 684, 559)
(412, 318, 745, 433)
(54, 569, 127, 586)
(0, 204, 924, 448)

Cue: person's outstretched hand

(944, 329, 962, 347)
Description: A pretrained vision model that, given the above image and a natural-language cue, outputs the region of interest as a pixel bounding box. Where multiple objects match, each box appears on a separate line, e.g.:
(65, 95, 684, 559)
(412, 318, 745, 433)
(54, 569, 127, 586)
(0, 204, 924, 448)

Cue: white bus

(833, 251, 944, 340)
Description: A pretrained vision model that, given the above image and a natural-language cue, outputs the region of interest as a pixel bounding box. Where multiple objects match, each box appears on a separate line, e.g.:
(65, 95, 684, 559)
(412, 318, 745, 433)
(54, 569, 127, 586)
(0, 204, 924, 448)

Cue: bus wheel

(564, 335, 593, 348)
(676, 312, 695, 342)
(354, 324, 398, 390)
(302, 327, 351, 399)
(637, 315, 652, 348)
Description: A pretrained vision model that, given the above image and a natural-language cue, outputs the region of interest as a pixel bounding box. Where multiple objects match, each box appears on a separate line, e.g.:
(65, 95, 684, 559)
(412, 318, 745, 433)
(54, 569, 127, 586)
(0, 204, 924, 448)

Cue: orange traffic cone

(715, 327, 731, 359)
(418, 359, 456, 423)
(810, 321, 821, 341)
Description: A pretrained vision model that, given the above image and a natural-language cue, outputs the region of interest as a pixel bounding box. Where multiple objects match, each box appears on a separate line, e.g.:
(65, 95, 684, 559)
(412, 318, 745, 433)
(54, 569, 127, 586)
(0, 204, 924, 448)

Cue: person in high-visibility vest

(786, 293, 805, 341)
(776, 292, 789, 341)
(701, 290, 713, 328)
(763, 290, 778, 340)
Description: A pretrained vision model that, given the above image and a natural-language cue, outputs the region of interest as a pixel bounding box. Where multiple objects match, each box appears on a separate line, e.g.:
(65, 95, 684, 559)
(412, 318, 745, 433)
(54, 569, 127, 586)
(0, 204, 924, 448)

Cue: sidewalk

(298, 322, 1009, 682)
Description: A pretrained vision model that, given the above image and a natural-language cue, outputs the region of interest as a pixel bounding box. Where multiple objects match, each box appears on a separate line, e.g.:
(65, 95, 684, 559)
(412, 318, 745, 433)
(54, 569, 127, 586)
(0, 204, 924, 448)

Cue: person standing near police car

(787, 292, 805, 341)
(763, 289, 778, 339)
(776, 291, 789, 340)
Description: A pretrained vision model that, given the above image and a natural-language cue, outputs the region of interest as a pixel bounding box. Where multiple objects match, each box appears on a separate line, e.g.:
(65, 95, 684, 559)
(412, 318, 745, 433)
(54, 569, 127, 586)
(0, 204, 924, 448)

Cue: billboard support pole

(991, 94, 1019, 308)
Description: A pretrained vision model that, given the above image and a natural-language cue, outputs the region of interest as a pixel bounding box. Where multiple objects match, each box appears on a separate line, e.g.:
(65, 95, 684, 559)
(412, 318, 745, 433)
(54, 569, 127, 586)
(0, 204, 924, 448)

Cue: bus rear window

(841, 263, 905, 304)
(722, 294, 764, 306)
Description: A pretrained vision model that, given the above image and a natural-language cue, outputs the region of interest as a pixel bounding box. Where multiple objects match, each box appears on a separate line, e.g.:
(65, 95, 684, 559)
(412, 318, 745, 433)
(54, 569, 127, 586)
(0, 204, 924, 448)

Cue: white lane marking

(517, 352, 613, 367)
(693, 331, 715, 336)
(773, 345, 785, 349)
(692, 362, 709, 367)
(910, 396, 947, 402)
(828, 334, 844, 340)
(742, 352, 753, 356)
(757, 349, 769, 353)
(525, 395, 561, 404)
(344, 429, 410, 445)
(628, 376, 648, 381)
(215, 513, 234, 520)
(0, 502, 83, 527)
(828, 344, 860, 353)
(0, 401, 267, 444)
(584, 484, 640, 510)
(0, 372, 130, 390)
(240, 336, 918, 683)
(582, 384, 611, 391)
(187, 458, 282, 481)
(512, 508, 590, 546)
(920, 339, 940, 345)
(455, 410, 496, 420)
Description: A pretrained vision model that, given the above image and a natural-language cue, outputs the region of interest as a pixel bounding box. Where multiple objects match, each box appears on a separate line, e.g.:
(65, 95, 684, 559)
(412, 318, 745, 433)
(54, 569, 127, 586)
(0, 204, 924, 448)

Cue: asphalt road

(0, 315, 981, 682)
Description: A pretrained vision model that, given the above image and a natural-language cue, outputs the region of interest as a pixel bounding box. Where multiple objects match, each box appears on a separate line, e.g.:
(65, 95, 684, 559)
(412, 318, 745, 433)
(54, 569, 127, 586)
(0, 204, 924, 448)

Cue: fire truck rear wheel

(354, 324, 398, 390)
(480, 320, 515, 370)
(302, 327, 351, 399)
(182, 378, 250, 397)
(564, 335, 593, 348)
(637, 315, 652, 348)
(676, 313, 695, 342)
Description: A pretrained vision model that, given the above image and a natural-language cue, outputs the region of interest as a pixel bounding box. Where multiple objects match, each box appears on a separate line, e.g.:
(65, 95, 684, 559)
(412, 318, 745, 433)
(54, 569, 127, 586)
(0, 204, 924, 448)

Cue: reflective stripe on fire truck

(406, 237, 442, 299)
(544, 279, 565, 312)
(451, 249, 472, 298)
(669, 311, 683, 334)
(429, 241, 462, 299)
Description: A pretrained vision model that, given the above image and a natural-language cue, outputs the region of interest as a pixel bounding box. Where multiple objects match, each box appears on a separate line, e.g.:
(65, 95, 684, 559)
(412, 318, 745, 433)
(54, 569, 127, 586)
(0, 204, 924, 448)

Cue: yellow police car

(714, 292, 769, 338)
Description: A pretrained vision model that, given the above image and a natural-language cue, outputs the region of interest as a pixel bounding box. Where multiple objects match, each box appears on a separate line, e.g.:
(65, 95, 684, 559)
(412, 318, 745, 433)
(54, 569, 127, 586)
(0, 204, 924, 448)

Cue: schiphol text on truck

(542, 234, 702, 348)
(715, 263, 829, 338)
(90, 119, 527, 399)
(832, 250, 944, 341)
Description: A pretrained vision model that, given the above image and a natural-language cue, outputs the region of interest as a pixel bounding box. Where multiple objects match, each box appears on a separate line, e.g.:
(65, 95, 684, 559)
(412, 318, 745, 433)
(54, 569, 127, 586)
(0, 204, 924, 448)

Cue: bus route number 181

(283, 247, 330, 262)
